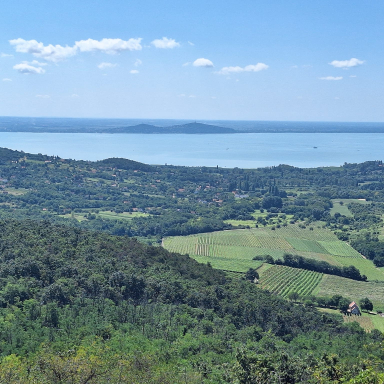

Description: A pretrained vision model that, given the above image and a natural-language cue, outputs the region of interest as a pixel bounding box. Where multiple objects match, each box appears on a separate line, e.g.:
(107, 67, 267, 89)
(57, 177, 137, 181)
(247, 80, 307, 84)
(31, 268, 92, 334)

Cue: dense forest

(1, 147, 384, 381)
(0, 219, 383, 382)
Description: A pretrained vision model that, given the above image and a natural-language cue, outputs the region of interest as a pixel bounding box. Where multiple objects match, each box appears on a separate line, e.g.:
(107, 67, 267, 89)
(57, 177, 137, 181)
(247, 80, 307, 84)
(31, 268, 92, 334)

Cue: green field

(3, 187, 29, 196)
(330, 199, 369, 217)
(97, 211, 148, 220)
(258, 265, 323, 298)
(163, 224, 384, 280)
(316, 274, 384, 311)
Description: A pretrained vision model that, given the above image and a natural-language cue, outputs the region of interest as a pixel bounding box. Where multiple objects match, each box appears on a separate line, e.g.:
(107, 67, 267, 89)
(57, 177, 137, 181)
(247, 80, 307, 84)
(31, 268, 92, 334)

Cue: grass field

(97, 211, 148, 220)
(258, 265, 323, 298)
(330, 199, 369, 217)
(3, 187, 29, 196)
(316, 274, 384, 311)
(163, 224, 384, 280)
(343, 314, 376, 332)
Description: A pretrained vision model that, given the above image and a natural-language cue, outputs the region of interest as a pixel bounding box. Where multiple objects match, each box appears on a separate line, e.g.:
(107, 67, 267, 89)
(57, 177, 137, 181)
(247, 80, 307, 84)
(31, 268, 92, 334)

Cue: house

(347, 301, 361, 316)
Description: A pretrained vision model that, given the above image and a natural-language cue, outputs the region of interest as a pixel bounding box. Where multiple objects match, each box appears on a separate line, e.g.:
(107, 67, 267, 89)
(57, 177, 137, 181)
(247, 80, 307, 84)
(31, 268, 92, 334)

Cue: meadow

(330, 199, 369, 217)
(316, 274, 384, 311)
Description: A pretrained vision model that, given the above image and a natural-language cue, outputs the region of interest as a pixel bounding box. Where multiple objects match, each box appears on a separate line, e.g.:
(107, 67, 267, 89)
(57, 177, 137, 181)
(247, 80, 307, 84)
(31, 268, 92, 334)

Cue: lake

(0, 132, 382, 168)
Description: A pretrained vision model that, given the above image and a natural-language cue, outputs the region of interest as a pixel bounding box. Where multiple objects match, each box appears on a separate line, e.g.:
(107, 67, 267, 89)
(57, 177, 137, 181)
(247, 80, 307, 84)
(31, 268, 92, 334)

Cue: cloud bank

(9, 38, 142, 62)
(75, 38, 142, 54)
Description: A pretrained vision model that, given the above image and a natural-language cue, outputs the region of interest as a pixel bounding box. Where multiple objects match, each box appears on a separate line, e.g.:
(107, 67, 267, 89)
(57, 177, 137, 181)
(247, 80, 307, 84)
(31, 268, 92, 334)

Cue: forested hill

(108, 122, 238, 134)
(0, 218, 382, 382)
(0, 120, 238, 134)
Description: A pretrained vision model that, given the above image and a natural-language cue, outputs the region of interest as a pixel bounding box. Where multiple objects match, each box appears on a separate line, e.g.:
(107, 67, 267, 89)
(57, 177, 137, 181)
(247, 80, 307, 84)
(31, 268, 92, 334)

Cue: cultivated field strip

(272, 225, 337, 241)
(318, 241, 363, 257)
(331, 256, 384, 281)
(259, 265, 323, 298)
(192, 255, 263, 273)
(163, 224, 371, 274)
(286, 238, 330, 254)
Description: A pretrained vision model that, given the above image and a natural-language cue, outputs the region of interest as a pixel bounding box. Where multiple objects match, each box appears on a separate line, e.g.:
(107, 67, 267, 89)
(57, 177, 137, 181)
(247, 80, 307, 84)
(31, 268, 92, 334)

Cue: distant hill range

(1, 117, 384, 133)
(0, 121, 239, 134)
(107, 122, 238, 134)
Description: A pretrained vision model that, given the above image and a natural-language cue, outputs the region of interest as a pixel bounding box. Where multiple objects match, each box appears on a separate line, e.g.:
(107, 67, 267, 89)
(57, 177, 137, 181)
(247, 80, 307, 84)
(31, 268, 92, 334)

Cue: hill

(0, 219, 380, 381)
(107, 122, 238, 134)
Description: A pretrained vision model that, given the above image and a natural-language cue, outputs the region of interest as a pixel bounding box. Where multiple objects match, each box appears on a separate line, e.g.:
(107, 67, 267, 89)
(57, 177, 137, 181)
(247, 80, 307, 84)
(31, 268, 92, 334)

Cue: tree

(338, 298, 350, 313)
(287, 291, 300, 302)
(359, 297, 373, 312)
(245, 268, 259, 282)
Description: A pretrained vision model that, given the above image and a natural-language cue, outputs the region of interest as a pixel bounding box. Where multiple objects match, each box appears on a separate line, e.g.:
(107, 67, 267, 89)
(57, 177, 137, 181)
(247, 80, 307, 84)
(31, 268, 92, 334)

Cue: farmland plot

(163, 224, 382, 280)
(258, 265, 323, 298)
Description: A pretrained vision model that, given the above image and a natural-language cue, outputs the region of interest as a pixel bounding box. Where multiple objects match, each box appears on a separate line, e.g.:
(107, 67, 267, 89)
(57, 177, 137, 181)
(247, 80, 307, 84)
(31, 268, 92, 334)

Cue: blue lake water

(0, 132, 382, 168)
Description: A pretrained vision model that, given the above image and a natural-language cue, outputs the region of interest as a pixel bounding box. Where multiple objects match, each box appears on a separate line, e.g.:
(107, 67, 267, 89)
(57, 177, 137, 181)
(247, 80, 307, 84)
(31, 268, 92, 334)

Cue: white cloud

(151, 37, 180, 49)
(27, 60, 47, 66)
(71, 94, 79, 98)
(130, 69, 139, 74)
(75, 38, 142, 54)
(10, 38, 77, 62)
(9, 37, 142, 62)
(13, 63, 46, 74)
(1, 53, 13, 58)
(193, 58, 214, 67)
(329, 58, 364, 68)
(189, 95, 196, 98)
(182, 62, 190, 66)
(319, 76, 343, 81)
(36, 94, 50, 98)
(134, 59, 142, 67)
(350, 75, 357, 78)
(218, 63, 268, 75)
(188, 41, 195, 46)
(2, 78, 12, 82)
(98, 62, 117, 69)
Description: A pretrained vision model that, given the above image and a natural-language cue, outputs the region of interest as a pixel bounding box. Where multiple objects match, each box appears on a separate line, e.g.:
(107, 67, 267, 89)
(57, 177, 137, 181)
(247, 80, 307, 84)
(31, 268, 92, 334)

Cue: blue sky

(0, 0, 383, 121)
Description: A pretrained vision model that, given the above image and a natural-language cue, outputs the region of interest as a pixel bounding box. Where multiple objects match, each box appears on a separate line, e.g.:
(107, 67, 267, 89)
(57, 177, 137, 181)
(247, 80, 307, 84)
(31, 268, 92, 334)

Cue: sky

(0, 0, 383, 122)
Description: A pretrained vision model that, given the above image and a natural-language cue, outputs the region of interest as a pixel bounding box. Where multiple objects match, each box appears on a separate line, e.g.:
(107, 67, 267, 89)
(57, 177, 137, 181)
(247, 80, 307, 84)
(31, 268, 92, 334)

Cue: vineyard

(318, 241, 362, 257)
(258, 265, 323, 298)
(163, 223, 383, 277)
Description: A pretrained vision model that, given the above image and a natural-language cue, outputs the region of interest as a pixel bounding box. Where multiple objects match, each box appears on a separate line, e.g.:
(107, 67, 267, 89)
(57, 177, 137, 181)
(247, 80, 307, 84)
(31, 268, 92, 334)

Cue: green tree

(359, 297, 373, 312)
(288, 291, 300, 302)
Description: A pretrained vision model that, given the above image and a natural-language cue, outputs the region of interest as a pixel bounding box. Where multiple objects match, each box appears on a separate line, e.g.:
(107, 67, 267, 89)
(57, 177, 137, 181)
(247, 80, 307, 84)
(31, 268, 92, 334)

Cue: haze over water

(0, 132, 382, 168)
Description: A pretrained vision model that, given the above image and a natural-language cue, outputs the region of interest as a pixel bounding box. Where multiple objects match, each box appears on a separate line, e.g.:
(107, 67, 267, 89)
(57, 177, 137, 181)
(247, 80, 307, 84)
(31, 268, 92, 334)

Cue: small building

(347, 301, 361, 316)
